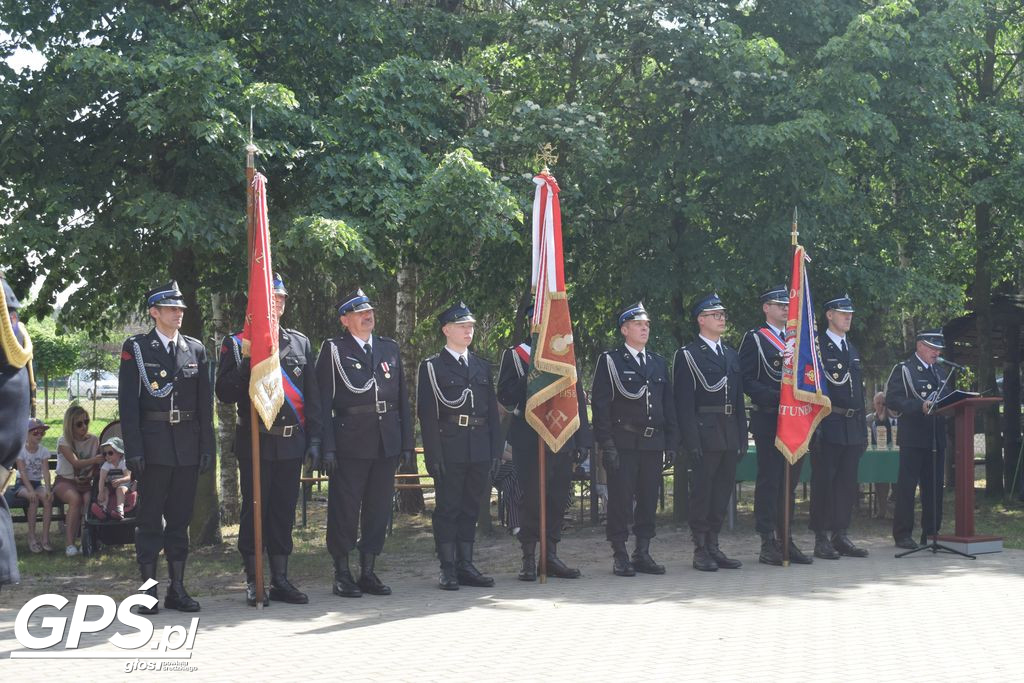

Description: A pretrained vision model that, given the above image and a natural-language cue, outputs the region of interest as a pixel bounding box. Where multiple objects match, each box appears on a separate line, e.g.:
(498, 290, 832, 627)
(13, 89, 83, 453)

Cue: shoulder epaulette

(285, 328, 308, 340)
(182, 334, 201, 345)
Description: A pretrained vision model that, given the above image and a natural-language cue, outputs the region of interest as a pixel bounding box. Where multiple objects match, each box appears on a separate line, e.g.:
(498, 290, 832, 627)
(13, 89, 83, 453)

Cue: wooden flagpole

(246, 127, 266, 608)
(783, 206, 798, 568)
(538, 435, 547, 583)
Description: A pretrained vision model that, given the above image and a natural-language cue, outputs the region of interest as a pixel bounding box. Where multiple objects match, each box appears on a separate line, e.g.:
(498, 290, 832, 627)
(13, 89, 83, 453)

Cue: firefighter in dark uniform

(886, 329, 951, 549)
(1, 275, 32, 590)
(809, 294, 869, 559)
(738, 285, 813, 566)
(497, 305, 593, 581)
(315, 288, 414, 598)
(417, 302, 503, 590)
(119, 281, 215, 613)
(216, 273, 322, 606)
(591, 302, 678, 577)
(674, 294, 746, 571)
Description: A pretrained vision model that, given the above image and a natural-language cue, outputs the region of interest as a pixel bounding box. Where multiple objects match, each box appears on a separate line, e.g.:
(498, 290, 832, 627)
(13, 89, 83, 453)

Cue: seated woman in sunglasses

(52, 405, 103, 556)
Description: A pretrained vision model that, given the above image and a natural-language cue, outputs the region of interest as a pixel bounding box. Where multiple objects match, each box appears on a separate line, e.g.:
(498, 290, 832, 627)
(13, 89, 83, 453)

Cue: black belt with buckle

(441, 414, 487, 427)
(837, 408, 861, 418)
(143, 410, 195, 424)
(698, 405, 735, 415)
(749, 404, 778, 413)
(340, 401, 396, 416)
(260, 424, 299, 438)
(618, 422, 659, 438)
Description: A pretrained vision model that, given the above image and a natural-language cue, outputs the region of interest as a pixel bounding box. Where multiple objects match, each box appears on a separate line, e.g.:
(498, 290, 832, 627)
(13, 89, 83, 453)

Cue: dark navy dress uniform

(808, 295, 868, 558)
(885, 330, 951, 545)
(417, 303, 502, 589)
(591, 303, 678, 575)
(674, 295, 746, 570)
(1, 276, 31, 588)
(315, 290, 414, 594)
(738, 285, 810, 565)
(215, 274, 322, 604)
(118, 281, 214, 612)
(497, 326, 593, 579)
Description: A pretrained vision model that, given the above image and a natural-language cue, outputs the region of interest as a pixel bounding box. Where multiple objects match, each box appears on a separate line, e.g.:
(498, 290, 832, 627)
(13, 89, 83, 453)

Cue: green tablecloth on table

(735, 446, 899, 483)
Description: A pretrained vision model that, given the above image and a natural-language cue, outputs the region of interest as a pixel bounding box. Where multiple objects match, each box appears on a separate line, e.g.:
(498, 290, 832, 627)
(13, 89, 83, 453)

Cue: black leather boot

(707, 532, 742, 569)
(137, 562, 159, 615)
(165, 559, 200, 612)
(758, 533, 784, 566)
(456, 541, 495, 587)
(544, 542, 581, 579)
(518, 541, 537, 582)
(813, 532, 840, 560)
(611, 540, 635, 576)
(357, 552, 392, 595)
(269, 555, 308, 604)
(243, 554, 269, 607)
(438, 542, 459, 591)
(332, 552, 362, 598)
(692, 533, 718, 572)
(787, 538, 814, 564)
(632, 537, 666, 574)
(831, 531, 869, 558)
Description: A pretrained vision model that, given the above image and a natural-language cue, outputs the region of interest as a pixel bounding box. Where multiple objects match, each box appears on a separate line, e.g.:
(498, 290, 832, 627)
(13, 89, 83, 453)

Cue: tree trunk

(211, 291, 240, 525)
(974, 24, 1003, 498)
(172, 246, 222, 545)
(395, 257, 425, 514)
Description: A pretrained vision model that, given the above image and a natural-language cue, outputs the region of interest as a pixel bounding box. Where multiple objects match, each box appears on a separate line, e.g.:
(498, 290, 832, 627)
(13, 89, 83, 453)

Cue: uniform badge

(355, 363, 362, 369)
(833, 372, 839, 379)
(917, 365, 923, 371)
(160, 370, 167, 378)
(920, 391, 928, 397)
(150, 339, 160, 348)
(294, 366, 302, 376)
(150, 381, 159, 390)
(926, 383, 932, 390)
(837, 363, 843, 369)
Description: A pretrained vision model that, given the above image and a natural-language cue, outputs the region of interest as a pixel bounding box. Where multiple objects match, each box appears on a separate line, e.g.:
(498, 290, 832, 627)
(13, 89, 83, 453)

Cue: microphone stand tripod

(896, 363, 975, 559)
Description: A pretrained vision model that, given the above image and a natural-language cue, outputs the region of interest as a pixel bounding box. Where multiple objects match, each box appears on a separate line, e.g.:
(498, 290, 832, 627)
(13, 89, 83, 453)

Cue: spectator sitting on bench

(91, 437, 136, 521)
(52, 405, 103, 556)
(12, 418, 55, 552)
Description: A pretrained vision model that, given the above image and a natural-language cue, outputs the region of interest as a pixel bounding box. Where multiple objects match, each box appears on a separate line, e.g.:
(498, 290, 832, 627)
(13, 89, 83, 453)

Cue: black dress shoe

(759, 538, 783, 566)
(612, 552, 635, 576)
(693, 546, 718, 572)
(357, 553, 392, 596)
(895, 537, 919, 550)
(813, 537, 840, 560)
(456, 542, 494, 587)
(438, 542, 460, 590)
(269, 555, 308, 604)
(544, 554, 581, 579)
(632, 538, 666, 574)
(332, 568, 363, 598)
(165, 560, 200, 612)
(787, 539, 813, 565)
(707, 534, 741, 569)
(831, 533, 869, 558)
(920, 531, 929, 546)
(519, 544, 537, 581)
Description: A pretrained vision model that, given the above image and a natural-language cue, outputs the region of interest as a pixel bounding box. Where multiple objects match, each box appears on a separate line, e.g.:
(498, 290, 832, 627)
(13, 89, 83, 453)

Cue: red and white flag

(241, 172, 284, 429)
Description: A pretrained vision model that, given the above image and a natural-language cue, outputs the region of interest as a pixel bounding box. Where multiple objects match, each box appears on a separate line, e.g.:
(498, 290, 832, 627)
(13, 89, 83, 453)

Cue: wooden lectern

(934, 396, 1003, 554)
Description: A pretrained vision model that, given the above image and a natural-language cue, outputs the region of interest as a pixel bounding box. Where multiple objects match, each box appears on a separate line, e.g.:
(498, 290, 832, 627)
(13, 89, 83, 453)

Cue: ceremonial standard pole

(782, 207, 798, 567)
(245, 136, 266, 608)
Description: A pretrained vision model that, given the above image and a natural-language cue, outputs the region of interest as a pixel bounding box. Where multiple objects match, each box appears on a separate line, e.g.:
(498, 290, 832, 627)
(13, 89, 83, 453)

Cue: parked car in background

(67, 369, 119, 400)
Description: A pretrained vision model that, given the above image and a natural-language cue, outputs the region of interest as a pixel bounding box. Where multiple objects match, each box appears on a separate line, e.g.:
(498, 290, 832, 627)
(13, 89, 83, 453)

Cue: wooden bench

(4, 455, 68, 525)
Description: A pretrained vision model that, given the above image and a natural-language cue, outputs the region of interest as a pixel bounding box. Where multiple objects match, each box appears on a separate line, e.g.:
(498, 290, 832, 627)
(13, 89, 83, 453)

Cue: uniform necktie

(840, 339, 848, 354)
(459, 355, 467, 368)
(168, 340, 175, 357)
(777, 328, 785, 342)
(716, 344, 724, 359)
(638, 352, 646, 370)
(363, 342, 372, 359)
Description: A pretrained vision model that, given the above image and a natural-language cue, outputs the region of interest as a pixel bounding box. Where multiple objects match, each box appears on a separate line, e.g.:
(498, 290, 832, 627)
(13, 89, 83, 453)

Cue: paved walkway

(1, 530, 1020, 681)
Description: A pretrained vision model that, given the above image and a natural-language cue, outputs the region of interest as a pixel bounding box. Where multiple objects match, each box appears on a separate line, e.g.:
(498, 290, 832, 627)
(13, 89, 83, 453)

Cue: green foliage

(26, 317, 81, 379)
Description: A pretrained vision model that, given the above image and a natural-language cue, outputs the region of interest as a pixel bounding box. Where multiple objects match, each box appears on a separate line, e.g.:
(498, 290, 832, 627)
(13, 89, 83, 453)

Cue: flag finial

(536, 143, 558, 175)
(791, 206, 799, 246)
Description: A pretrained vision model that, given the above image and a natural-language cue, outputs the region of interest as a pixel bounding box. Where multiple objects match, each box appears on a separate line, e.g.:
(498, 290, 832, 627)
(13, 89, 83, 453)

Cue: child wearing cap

(94, 437, 134, 520)
(12, 418, 55, 552)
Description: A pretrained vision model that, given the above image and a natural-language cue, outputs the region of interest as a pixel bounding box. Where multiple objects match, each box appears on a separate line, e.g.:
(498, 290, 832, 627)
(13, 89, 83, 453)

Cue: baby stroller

(81, 421, 137, 556)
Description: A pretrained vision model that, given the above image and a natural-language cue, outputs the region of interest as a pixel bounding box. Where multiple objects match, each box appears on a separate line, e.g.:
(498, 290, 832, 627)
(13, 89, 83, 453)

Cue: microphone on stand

(938, 357, 966, 371)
